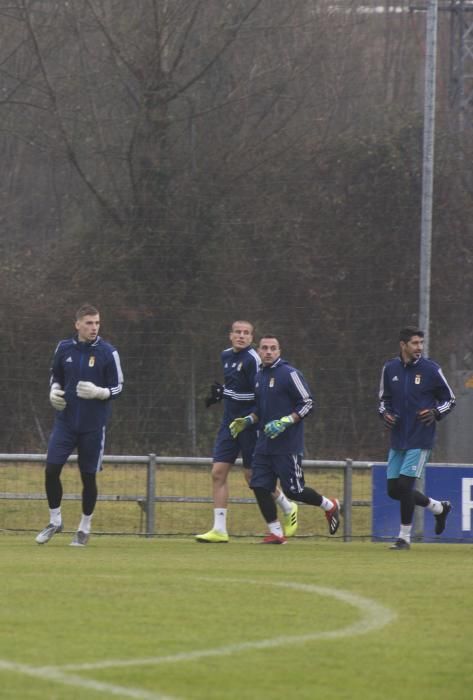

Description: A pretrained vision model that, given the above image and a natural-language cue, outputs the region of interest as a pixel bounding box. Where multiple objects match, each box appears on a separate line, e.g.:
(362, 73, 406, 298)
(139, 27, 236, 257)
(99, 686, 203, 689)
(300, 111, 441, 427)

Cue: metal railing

(0, 453, 374, 540)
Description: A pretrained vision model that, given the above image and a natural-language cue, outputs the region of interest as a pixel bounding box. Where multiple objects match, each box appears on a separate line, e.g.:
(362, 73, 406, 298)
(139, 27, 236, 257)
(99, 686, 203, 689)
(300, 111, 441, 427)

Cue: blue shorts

(213, 422, 257, 467)
(250, 453, 305, 496)
(387, 448, 431, 480)
(47, 421, 106, 474)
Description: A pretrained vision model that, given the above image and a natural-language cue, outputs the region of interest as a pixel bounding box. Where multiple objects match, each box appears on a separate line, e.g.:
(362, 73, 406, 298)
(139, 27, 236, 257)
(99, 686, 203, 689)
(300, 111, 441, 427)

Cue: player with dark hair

(378, 325, 456, 550)
(36, 303, 124, 546)
(196, 322, 297, 543)
(230, 335, 340, 544)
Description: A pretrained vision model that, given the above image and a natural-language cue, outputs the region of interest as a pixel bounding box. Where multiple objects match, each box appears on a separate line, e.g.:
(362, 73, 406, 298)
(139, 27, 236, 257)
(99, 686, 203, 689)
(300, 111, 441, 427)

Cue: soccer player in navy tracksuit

(36, 304, 124, 547)
(196, 321, 297, 543)
(230, 335, 340, 544)
(378, 326, 456, 550)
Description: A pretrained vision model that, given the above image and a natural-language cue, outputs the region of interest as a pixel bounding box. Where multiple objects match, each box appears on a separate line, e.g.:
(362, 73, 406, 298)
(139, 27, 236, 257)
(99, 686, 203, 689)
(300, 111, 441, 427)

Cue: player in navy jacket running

(36, 303, 123, 547)
(378, 326, 455, 550)
(230, 335, 340, 544)
(196, 321, 297, 543)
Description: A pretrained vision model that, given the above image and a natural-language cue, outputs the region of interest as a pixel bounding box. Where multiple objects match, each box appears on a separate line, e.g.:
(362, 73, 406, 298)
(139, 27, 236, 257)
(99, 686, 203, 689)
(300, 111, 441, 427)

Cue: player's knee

(387, 479, 401, 500)
(211, 463, 229, 484)
(80, 471, 97, 496)
(397, 475, 415, 496)
(45, 462, 63, 479)
(388, 476, 414, 500)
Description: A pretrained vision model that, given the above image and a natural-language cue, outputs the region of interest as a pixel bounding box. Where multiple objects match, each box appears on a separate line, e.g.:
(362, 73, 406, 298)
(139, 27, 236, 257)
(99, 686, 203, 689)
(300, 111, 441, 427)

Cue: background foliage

(1, 0, 472, 459)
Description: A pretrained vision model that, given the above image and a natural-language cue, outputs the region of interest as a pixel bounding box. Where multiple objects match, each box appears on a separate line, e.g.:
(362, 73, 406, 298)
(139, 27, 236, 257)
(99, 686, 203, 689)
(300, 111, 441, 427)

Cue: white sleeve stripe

(290, 371, 309, 398)
(109, 351, 124, 396)
(290, 371, 313, 415)
(223, 389, 255, 401)
(298, 402, 313, 417)
(249, 347, 262, 370)
(378, 368, 386, 400)
(437, 368, 456, 400)
(113, 351, 124, 384)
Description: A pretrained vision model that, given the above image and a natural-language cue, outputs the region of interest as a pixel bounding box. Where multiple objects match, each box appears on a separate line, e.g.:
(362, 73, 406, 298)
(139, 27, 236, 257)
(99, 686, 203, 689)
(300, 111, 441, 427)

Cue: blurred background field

(2, 1, 473, 467)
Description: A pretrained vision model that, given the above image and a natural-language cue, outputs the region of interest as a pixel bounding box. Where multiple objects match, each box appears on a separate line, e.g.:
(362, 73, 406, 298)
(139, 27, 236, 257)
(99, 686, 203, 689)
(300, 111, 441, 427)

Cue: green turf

(0, 535, 472, 699)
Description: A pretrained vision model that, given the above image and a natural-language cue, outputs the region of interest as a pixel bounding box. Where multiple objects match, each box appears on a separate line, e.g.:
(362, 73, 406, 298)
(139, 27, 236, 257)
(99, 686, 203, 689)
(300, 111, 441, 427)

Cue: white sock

(274, 491, 292, 515)
(268, 520, 284, 537)
(49, 508, 62, 526)
(399, 524, 412, 543)
(320, 497, 334, 512)
(79, 514, 93, 534)
(213, 508, 227, 533)
(426, 498, 443, 515)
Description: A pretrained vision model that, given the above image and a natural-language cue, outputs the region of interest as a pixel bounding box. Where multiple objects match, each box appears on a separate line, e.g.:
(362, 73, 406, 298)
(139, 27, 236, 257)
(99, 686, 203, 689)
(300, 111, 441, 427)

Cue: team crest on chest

(89, 356, 95, 367)
(415, 374, 421, 384)
(269, 378, 275, 387)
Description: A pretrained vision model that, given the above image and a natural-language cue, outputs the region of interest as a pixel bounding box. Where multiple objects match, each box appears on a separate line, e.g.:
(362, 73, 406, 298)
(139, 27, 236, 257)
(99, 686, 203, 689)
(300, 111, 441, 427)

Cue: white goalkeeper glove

(76, 381, 110, 400)
(49, 383, 66, 411)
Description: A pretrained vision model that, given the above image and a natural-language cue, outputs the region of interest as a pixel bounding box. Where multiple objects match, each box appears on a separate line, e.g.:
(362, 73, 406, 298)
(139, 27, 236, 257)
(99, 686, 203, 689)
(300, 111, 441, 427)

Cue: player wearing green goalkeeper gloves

(196, 321, 297, 544)
(232, 335, 340, 544)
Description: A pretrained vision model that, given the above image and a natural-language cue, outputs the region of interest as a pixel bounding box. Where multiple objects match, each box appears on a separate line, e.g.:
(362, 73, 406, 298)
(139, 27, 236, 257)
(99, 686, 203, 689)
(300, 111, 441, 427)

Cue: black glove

(383, 412, 398, 430)
(205, 382, 224, 408)
(417, 408, 439, 425)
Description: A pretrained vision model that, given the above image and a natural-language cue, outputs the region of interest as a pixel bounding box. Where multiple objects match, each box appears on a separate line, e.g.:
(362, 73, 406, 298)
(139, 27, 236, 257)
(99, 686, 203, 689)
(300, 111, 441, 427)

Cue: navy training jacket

(221, 345, 261, 422)
(378, 355, 455, 450)
(50, 335, 124, 433)
(254, 358, 313, 455)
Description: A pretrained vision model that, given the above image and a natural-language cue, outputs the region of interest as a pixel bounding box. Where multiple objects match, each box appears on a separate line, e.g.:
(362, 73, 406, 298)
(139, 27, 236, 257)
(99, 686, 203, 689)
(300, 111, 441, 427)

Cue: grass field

(1, 534, 472, 700)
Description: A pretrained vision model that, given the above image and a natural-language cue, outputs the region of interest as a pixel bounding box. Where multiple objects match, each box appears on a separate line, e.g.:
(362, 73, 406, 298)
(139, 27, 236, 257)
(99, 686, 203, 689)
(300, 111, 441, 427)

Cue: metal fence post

(146, 453, 156, 537)
(343, 458, 353, 542)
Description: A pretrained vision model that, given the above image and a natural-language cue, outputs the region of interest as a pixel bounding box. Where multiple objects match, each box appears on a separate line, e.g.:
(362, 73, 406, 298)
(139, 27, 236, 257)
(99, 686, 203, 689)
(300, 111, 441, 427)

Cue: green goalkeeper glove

(264, 415, 295, 439)
(229, 415, 255, 438)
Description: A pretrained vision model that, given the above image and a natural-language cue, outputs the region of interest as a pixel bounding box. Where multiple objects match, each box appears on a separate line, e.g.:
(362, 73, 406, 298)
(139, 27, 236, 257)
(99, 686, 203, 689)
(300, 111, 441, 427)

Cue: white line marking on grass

(1, 579, 395, 698)
(54, 578, 397, 672)
(0, 659, 179, 700)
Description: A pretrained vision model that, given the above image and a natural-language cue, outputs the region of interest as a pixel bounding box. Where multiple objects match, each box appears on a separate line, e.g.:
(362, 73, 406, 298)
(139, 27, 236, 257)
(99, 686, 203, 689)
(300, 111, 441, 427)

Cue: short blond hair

(231, 320, 254, 333)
